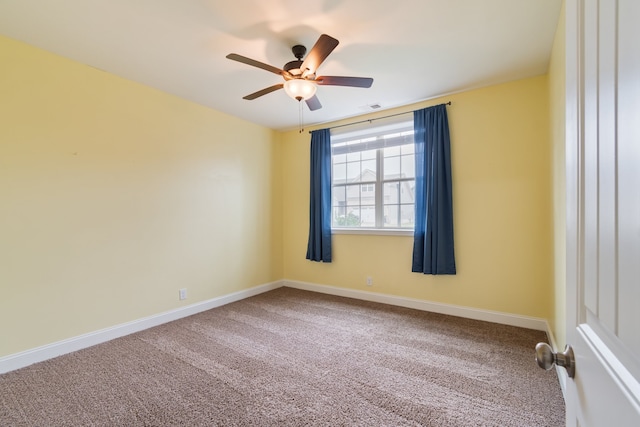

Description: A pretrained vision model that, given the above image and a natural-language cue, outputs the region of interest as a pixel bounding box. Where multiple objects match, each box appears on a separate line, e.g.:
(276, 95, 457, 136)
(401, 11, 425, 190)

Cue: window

(331, 117, 415, 231)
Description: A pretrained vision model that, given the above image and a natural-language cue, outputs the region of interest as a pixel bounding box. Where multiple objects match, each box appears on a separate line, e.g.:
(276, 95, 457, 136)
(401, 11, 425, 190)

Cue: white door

(564, 0, 640, 425)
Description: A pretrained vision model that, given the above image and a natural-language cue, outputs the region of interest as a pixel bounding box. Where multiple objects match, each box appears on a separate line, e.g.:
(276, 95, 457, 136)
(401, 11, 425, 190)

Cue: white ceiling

(0, 0, 562, 131)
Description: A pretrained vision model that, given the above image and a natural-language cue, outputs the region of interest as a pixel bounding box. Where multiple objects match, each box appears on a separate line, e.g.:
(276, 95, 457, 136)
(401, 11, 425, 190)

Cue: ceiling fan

(226, 34, 373, 111)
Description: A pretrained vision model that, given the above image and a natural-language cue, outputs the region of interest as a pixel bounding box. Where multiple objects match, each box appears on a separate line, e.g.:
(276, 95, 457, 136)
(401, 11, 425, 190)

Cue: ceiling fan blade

(243, 84, 284, 100)
(316, 76, 374, 88)
(300, 34, 339, 74)
(226, 53, 289, 77)
(305, 95, 322, 111)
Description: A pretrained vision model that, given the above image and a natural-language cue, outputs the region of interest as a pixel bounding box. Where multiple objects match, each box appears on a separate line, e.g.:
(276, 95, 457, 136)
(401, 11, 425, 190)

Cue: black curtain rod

(309, 101, 451, 134)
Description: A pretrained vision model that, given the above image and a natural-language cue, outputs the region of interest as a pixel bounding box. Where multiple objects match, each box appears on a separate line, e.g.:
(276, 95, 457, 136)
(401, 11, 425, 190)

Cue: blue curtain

(306, 128, 332, 262)
(412, 104, 456, 274)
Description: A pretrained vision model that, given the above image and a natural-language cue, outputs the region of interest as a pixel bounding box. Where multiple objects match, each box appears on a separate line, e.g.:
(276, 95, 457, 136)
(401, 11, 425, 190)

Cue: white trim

(332, 228, 413, 236)
(283, 280, 548, 331)
(0, 281, 283, 374)
(1, 279, 553, 375)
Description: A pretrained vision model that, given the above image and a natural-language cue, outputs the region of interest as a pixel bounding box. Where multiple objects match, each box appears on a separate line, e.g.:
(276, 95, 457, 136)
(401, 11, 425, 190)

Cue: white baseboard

(0, 280, 283, 374)
(283, 279, 549, 331)
(2, 279, 552, 375)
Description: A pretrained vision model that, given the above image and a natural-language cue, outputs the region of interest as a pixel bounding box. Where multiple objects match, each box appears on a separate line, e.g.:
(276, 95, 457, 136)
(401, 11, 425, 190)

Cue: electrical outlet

(366, 276, 373, 286)
(179, 288, 187, 300)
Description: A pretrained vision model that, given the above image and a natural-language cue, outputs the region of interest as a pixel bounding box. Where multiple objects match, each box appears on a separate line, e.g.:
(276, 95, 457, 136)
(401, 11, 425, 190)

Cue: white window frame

(330, 116, 415, 236)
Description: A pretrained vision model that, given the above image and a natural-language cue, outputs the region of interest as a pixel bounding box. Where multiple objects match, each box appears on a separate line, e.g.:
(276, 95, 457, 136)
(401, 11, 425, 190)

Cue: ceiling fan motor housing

(283, 60, 303, 76)
(284, 45, 307, 77)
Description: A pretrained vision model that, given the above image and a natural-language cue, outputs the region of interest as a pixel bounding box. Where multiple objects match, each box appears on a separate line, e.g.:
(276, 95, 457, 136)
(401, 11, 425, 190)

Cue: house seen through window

(331, 117, 415, 231)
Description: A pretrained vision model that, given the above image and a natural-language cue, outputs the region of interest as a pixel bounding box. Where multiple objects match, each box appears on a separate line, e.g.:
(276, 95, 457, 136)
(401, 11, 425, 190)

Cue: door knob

(535, 343, 575, 378)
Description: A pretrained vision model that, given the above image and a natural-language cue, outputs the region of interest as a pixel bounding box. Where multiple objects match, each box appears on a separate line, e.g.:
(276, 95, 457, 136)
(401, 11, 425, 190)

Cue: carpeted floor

(0, 287, 564, 426)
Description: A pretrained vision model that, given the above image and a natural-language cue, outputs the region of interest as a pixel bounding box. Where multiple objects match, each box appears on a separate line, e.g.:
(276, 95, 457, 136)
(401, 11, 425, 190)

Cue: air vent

(359, 103, 382, 112)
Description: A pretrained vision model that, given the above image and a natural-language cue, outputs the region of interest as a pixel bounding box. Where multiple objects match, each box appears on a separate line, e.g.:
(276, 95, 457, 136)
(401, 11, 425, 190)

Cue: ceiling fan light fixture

(283, 79, 317, 101)
(227, 34, 372, 110)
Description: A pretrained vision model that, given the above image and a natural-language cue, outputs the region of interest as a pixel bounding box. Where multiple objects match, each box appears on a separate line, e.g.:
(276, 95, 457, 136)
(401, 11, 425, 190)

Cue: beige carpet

(0, 287, 564, 426)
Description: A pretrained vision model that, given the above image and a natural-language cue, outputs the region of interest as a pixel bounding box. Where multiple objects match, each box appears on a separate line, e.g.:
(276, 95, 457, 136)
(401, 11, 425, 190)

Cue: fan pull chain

(298, 100, 305, 133)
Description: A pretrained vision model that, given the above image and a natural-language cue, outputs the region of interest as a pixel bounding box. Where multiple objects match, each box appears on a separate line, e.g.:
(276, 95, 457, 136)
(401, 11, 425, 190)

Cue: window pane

(346, 152, 360, 162)
(361, 184, 375, 206)
(384, 156, 400, 179)
(383, 204, 399, 227)
(332, 185, 346, 205)
(401, 144, 414, 155)
(332, 184, 348, 228)
(346, 184, 360, 206)
(333, 153, 347, 163)
(361, 159, 376, 177)
(333, 163, 346, 182)
(384, 145, 401, 157)
(361, 183, 375, 193)
(400, 181, 415, 204)
(334, 207, 361, 227)
(400, 204, 415, 228)
(360, 206, 376, 227)
(347, 162, 361, 181)
(401, 154, 415, 178)
(332, 207, 344, 227)
(361, 149, 376, 160)
(383, 181, 399, 204)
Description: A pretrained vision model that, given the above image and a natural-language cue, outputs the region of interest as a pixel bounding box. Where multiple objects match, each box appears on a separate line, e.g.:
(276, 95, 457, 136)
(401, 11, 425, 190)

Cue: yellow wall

(282, 76, 553, 319)
(0, 36, 283, 357)
(549, 1, 567, 348)
(1, 27, 562, 359)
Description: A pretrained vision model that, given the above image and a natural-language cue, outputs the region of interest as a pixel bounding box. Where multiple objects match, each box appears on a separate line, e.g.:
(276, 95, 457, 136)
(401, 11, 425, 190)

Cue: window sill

(332, 228, 413, 237)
